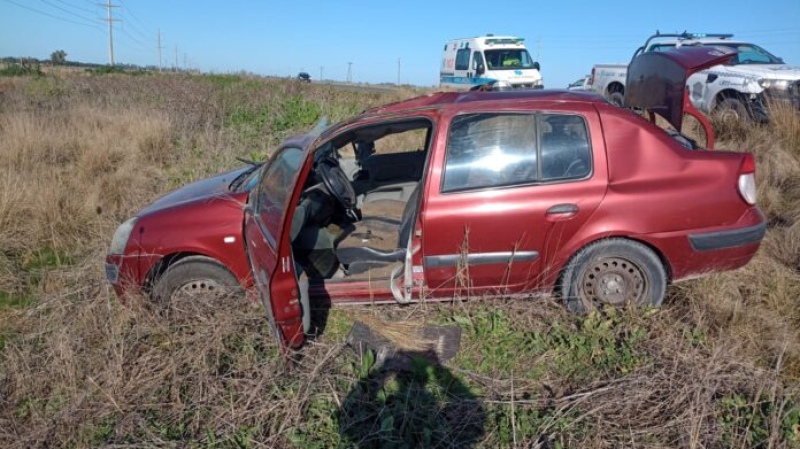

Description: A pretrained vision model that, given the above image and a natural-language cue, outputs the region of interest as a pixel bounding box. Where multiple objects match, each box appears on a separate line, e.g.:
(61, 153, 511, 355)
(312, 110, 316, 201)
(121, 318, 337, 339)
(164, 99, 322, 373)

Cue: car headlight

(109, 217, 138, 254)
(758, 79, 790, 90)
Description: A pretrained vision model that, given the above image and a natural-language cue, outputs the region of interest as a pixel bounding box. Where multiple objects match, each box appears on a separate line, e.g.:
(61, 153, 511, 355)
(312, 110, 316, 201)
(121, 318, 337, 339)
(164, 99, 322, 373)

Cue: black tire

(714, 96, 750, 123)
(560, 239, 667, 314)
(152, 256, 243, 305)
(607, 91, 625, 107)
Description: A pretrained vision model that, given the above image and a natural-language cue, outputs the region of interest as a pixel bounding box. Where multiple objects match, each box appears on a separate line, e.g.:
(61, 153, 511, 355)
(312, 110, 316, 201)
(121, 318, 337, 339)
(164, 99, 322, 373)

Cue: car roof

(651, 38, 748, 46)
(362, 89, 605, 116)
(315, 90, 607, 143)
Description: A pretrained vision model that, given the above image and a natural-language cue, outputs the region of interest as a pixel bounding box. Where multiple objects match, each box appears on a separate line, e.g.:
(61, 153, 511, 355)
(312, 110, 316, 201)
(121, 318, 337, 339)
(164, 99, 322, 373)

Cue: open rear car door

(625, 45, 738, 149)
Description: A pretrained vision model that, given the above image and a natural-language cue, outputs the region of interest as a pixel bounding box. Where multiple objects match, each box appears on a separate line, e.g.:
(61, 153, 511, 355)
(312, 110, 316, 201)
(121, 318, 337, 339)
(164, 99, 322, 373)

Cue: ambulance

(440, 35, 543, 90)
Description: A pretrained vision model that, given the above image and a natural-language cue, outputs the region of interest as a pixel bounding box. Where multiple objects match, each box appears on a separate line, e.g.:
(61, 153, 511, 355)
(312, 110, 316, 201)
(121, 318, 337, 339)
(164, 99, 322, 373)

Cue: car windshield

(650, 42, 783, 65)
(231, 165, 263, 192)
(484, 49, 536, 70)
(716, 43, 783, 65)
(569, 78, 586, 87)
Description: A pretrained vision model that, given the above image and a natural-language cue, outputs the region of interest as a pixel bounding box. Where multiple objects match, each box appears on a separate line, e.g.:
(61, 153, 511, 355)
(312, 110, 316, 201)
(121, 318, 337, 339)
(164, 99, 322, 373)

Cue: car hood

(138, 166, 251, 216)
(711, 63, 800, 80)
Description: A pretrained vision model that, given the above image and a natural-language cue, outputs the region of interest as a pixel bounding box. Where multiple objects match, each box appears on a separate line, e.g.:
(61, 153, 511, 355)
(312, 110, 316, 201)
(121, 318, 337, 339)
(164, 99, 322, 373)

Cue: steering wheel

(317, 158, 357, 211)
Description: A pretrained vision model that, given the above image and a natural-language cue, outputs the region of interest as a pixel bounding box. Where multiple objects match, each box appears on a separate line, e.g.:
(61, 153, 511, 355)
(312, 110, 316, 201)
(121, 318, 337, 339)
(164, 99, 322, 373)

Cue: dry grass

(0, 72, 798, 447)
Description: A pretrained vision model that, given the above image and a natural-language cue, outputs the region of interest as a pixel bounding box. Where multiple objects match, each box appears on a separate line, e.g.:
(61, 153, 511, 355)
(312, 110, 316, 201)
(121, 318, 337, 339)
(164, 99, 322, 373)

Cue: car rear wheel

(561, 239, 666, 314)
(607, 91, 625, 107)
(152, 256, 243, 310)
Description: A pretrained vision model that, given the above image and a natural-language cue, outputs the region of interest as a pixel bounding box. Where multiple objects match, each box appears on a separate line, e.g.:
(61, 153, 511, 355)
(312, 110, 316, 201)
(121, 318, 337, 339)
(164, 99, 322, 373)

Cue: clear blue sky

(1, 0, 799, 88)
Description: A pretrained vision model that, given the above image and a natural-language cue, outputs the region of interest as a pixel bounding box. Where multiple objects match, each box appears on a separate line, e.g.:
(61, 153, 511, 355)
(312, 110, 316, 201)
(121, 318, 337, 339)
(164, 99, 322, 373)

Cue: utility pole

(397, 58, 401, 85)
(183, 53, 187, 70)
(156, 29, 163, 71)
(346, 62, 352, 83)
(174, 45, 178, 71)
(103, 0, 119, 65)
(319, 66, 323, 81)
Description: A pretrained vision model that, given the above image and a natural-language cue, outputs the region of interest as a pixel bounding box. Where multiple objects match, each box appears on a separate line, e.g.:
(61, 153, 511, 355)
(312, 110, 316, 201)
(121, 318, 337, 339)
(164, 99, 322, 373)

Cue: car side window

(442, 113, 538, 192)
(539, 114, 591, 181)
(442, 113, 591, 193)
(472, 51, 485, 71)
(455, 48, 470, 71)
(255, 147, 304, 243)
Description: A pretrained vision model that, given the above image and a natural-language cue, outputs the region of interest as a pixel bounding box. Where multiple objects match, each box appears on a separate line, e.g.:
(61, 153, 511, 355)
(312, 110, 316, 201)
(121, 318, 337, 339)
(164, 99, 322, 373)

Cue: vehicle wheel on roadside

(608, 91, 625, 107)
(152, 256, 243, 311)
(714, 96, 750, 124)
(560, 239, 667, 314)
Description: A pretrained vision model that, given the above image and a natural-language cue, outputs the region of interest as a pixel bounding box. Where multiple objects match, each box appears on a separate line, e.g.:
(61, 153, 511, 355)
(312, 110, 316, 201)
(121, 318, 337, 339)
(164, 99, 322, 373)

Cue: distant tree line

(2, 55, 159, 71)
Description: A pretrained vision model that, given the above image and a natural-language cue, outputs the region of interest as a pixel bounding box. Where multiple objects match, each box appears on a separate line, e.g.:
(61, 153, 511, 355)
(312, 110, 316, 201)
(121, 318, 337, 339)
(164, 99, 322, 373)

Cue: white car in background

(567, 75, 591, 91)
(589, 32, 800, 121)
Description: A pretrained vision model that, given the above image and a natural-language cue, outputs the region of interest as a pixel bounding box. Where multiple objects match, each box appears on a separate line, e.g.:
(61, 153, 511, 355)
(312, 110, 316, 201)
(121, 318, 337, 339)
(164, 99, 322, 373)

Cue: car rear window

(442, 113, 591, 192)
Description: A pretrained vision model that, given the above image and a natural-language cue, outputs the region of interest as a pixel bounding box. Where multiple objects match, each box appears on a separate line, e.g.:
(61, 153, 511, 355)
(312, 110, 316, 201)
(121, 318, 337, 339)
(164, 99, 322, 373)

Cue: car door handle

(546, 203, 579, 221)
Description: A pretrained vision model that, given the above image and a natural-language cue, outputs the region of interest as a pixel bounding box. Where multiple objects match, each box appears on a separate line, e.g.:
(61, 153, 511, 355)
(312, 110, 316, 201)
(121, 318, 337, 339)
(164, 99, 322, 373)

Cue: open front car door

(243, 144, 311, 351)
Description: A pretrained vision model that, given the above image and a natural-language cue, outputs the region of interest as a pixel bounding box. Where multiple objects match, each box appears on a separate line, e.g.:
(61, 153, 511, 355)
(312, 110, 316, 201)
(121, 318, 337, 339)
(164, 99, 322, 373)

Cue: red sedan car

(243, 94, 764, 349)
(107, 49, 765, 351)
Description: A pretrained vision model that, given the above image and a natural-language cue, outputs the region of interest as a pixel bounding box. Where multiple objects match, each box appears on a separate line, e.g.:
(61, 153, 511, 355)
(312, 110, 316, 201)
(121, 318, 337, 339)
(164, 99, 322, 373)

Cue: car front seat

(335, 184, 420, 274)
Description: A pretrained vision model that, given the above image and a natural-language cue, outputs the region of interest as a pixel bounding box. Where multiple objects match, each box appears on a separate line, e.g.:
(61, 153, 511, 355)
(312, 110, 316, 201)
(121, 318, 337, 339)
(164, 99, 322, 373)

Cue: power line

(118, 26, 146, 49)
(118, 0, 151, 30)
(116, 6, 151, 41)
(38, 0, 96, 25)
(51, 0, 96, 15)
(117, 0, 154, 39)
(119, 16, 150, 41)
(1, 0, 102, 30)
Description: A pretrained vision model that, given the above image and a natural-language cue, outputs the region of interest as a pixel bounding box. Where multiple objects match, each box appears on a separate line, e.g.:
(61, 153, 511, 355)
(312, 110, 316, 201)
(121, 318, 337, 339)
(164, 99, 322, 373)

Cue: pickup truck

(589, 32, 800, 121)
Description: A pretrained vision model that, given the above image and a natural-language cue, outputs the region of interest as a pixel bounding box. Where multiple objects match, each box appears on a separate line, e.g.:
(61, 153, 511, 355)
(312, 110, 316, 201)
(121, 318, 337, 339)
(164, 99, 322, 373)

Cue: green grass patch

(0, 291, 35, 310)
(0, 64, 43, 77)
(719, 393, 800, 447)
(204, 73, 242, 89)
(447, 307, 650, 382)
(21, 247, 74, 272)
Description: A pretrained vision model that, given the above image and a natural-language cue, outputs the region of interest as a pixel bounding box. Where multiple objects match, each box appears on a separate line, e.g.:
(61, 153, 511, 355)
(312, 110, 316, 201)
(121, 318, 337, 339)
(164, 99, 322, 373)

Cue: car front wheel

(714, 96, 750, 123)
(560, 239, 667, 314)
(152, 256, 243, 308)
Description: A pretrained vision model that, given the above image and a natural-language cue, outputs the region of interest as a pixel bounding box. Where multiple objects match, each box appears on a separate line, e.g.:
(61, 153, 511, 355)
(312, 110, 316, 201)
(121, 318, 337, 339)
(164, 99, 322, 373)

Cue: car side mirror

(475, 63, 485, 75)
(533, 61, 541, 71)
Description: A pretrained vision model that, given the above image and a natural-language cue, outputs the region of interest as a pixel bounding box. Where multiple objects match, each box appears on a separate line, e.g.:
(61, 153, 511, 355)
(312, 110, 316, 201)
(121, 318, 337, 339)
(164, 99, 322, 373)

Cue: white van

(440, 35, 543, 90)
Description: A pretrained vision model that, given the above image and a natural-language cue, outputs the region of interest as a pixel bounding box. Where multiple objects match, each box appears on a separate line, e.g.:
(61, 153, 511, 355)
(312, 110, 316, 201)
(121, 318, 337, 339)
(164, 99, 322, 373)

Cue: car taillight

(737, 153, 757, 205)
